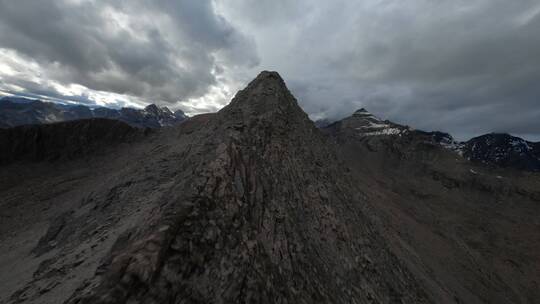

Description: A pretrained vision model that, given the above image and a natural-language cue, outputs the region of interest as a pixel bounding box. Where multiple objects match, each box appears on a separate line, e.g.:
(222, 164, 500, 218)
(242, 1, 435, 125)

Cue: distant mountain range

(0, 97, 188, 129)
(320, 108, 540, 172)
(1, 96, 539, 172)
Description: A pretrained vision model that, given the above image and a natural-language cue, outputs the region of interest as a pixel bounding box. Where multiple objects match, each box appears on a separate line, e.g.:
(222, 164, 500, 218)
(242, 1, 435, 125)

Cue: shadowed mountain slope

(0, 118, 147, 164)
(1, 72, 429, 304)
(1, 73, 539, 304)
(462, 133, 540, 171)
(322, 110, 540, 303)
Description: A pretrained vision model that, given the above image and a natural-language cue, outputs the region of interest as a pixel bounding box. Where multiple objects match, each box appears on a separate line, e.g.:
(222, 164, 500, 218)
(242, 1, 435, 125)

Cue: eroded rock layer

(1, 72, 427, 304)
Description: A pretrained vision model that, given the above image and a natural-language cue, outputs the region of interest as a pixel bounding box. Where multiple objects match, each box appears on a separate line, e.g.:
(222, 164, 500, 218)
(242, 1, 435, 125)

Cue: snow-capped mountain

(323, 108, 411, 140)
(0, 97, 187, 128)
(350, 108, 410, 136)
(460, 133, 540, 171)
(322, 108, 540, 172)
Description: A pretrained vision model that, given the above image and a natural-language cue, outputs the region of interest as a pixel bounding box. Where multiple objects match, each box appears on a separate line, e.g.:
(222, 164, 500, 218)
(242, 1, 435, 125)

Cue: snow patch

(510, 138, 532, 151)
(358, 121, 391, 129)
(362, 128, 403, 136)
(353, 110, 382, 121)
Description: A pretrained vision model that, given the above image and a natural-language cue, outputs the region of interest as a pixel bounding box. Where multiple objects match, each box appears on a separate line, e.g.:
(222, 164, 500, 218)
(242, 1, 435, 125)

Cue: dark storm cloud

(331, 1, 540, 140)
(1, 0, 540, 140)
(0, 0, 258, 104)
(217, 0, 540, 140)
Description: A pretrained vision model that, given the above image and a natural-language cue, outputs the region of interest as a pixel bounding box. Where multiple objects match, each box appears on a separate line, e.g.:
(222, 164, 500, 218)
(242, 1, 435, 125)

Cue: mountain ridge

(0, 71, 538, 304)
(1, 71, 431, 303)
(0, 97, 187, 129)
(320, 106, 540, 303)
(322, 108, 540, 172)
(0, 118, 147, 164)
(74, 70, 429, 303)
(3, 93, 539, 172)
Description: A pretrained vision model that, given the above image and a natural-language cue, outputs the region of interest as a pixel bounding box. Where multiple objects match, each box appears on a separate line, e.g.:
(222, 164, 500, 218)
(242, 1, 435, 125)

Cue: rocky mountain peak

(144, 103, 175, 117)
(354, 108, 370, 115)
(352, 108, 381, 121)
(160, 106, 173, 115)
(461, 133, 540, 171)
(2, 71, 539, 304)
(248, 70, 286, 88)
(220, 71, 311, 128)
(144, 104, 160, 114)
(333, 108, 408, 137)
(227, 72, 295, 108)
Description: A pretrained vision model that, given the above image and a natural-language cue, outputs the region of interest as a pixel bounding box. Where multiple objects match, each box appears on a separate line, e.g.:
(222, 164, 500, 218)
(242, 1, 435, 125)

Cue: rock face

(322, 110, 540, 303)
(0, 98, 187, 129)
(461, 133, 540, 171)
(1, 72, 539, 304)
(0, 72, 428, 304)
(0, 119, 146, 164)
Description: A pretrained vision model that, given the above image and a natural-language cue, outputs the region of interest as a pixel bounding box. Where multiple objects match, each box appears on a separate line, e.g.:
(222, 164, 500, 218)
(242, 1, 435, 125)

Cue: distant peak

(144, 104, 160, 115)
(353, 108, 373, 116)
(145, 103, 175, 115)
(145, 104, 158, 110)
(160, 106, 173, 115)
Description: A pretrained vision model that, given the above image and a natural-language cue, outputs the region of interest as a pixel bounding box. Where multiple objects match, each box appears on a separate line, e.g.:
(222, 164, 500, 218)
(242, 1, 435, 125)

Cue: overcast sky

(0, 0, 539, 140)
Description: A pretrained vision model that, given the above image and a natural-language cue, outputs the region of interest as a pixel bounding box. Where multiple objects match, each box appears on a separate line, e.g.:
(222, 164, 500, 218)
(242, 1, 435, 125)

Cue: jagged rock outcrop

(72, 71, 428, 303)
(0, 72, 428, 304)
(1, 72, 539, 304)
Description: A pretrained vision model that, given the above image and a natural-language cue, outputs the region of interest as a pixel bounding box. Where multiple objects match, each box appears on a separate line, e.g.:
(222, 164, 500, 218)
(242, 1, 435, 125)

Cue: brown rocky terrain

(323, 111, 540, 303)
(0, 118, 148, 164)
(0, 71, 538, 303)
